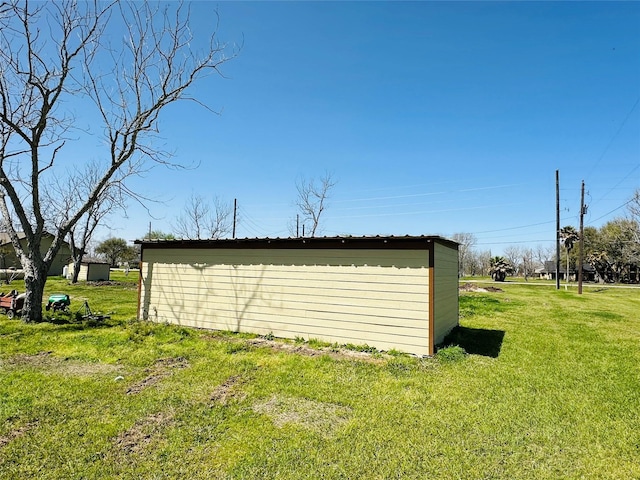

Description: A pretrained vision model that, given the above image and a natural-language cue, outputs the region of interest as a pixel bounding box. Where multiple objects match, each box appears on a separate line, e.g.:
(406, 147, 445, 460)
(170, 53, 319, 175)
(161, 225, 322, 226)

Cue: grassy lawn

(1, 273, 639, 479)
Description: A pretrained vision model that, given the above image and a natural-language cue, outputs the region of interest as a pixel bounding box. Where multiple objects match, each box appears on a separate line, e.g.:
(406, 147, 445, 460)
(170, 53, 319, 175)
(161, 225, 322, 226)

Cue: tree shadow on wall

(440, 326, 505, 358)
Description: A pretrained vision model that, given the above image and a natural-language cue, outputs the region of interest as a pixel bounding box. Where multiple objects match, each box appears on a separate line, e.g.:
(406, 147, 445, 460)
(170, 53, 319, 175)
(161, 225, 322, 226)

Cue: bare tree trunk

(21, 258, 47, 323)
(68, 234, 81, 283)
(72, 261, 82, 283)
(70, 239, 83, 283)
(0, 2, 235, 320)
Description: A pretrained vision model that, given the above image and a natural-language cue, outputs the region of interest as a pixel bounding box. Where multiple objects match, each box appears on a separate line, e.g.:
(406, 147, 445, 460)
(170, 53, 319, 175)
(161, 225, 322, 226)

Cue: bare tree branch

(0, 0, 236, 321)
(173, 193, 232, 240)
(295, 172, 336, 237)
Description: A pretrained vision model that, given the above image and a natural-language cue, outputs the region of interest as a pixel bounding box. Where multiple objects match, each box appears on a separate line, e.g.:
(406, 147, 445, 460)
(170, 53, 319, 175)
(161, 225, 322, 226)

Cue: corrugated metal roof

(135, 235, 458, 250)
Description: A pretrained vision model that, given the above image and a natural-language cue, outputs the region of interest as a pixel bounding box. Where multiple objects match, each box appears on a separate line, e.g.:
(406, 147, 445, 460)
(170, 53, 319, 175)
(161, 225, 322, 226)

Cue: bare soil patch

(0, 421, 38, 449)
(1, 351, 121, 376)
(209, 374, 248, 406)
(86, 280, 137, 288)
(215, 336, 389, 364)
(252, 395, 352, 436)
(126, 357, 189, 395)
(114, 411, 174, 454)
(460, 283, 503, 293)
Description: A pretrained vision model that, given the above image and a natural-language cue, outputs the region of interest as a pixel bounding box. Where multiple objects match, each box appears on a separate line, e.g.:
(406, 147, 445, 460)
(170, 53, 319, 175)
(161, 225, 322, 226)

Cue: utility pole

(556, 170, 561, 289)
(232, 198, 237, 239)
(296, 214, 299, 238)
(578, 180, 585, 294)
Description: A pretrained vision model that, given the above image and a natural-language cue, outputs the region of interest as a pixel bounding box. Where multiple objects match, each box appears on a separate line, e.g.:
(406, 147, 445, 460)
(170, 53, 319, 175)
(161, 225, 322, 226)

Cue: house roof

(543, 261, 595, 273)
(135, 235, 459, 251)
(70, 256, 110, 265)
(0, 232, 27, 245)
(0, 231, 66, 246)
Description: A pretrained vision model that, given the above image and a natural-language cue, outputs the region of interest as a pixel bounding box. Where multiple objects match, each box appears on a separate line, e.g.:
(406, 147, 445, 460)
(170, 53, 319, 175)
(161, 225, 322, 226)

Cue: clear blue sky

(104, 1, 640, 255)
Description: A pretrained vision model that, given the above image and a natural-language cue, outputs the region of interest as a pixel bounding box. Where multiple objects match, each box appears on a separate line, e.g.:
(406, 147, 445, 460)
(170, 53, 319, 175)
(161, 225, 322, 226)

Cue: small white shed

(136, 236, 459, 356)
(67, 259, 111, 282)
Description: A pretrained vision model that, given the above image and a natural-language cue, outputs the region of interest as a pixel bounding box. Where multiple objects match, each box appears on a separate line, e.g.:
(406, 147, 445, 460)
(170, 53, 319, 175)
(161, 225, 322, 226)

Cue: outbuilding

(0, 232, 72, 276)
(66, 258, 111, 282)
(136, 236, 459, 356)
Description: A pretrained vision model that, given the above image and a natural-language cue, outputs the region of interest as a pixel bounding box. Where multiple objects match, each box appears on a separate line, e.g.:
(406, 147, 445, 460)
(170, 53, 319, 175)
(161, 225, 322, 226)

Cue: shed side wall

(433, 241, 459, 345)
(79, 264, 89, 281)
(87, 264, 110, 281)
(140, 248, 431, 355)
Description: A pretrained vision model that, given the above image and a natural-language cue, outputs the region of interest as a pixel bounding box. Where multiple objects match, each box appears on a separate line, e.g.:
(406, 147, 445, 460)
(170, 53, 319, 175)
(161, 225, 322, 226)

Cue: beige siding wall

(76, 263, 110, 281)
(140, 248, 432, 355)
(2, 237, 70, 276)
(78, 264, 89, 281)
(433, 241, 459, 345)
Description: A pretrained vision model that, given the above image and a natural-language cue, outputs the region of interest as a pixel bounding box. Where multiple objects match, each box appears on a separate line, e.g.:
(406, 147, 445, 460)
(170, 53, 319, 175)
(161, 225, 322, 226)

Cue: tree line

(455, 191, 640, 283)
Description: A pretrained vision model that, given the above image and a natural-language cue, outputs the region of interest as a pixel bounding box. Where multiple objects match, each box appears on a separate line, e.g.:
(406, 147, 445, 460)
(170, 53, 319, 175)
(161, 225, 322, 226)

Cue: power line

(586, 198, 635, 225)
(585, 96, 640, 181)
(473, 220, 555, 234)
(475, 239, 554, 246)
(590, 163, 640, 208)
(331, 183, 523, 205)
(330, 203, 522, 220)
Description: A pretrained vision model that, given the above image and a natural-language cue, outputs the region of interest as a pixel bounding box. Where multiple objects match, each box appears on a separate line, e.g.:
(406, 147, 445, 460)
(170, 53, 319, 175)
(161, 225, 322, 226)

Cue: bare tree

(521, 247, 536, 281)
(451, 232, 476, 277)
(475, 249, 493, 276)
(295, 173, 336, 237)
(42, 161, 126, 283)
(0, 1, 235, 321)
(535, 244, 555, 270)
(503, 245, 523, 276)
(173, 194, 232, 239)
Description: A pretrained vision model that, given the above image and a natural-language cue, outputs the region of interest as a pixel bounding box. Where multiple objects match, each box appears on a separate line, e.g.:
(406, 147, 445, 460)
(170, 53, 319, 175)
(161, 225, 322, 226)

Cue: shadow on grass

(40, 315, 117, 330)
(441, 326, 505, 358)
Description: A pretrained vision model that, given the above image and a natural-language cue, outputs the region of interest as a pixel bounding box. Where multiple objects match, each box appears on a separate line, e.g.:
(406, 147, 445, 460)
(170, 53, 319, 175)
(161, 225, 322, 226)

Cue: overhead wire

(234, 160, 637, 245)
(586, 198, 635, 225)
(330, 183, 523, 205)
(584, 96, 640, 182)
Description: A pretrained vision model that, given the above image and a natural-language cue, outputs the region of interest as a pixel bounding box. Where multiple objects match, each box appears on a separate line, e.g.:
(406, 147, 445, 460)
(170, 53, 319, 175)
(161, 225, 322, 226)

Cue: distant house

(135, 235, 459, 356)
(0, 232, 71, 276)
(66, 258, 111, 282)
(540, 261, 597, 282)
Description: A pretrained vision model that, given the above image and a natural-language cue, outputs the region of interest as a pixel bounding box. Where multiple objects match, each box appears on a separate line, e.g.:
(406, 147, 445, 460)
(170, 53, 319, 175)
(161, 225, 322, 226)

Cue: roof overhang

(135, 235, 459, 251)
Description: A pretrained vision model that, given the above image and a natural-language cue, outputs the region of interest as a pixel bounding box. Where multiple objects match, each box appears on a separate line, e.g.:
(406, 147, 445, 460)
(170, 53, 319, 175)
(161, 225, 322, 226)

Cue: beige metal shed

(67, 259, 111, 282)
(136, 236, 458, 356)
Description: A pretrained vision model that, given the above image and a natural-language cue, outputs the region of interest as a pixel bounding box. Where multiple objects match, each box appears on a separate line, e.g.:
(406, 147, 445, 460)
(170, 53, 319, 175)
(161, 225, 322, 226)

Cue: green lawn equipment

(46, 293, 71, 312)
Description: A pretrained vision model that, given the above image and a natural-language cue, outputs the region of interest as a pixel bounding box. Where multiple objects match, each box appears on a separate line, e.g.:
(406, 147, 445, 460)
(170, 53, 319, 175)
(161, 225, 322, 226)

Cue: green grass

(1, 275, 639, 479)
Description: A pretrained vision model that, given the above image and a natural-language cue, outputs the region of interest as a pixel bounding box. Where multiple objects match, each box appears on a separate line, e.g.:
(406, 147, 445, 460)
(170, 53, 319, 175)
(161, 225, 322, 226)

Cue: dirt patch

(0, 421, 38, 449)
(209, 374, 248, 406)
(126, 357, 189, 395)
(3, 350, 54, 366)
(1, 351, 121, 376)
(221, 337, 389, 364)
(114, 411, 174, 454)
(460, 283, 503, 293)
(252, 395, 351, 436)
(86, 280, 137, 288)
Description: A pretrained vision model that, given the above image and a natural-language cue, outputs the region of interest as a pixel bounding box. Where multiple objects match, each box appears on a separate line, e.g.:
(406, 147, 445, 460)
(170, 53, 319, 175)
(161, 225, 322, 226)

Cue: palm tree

(489, 256, 514, 282)
(560, 226, 580, 283)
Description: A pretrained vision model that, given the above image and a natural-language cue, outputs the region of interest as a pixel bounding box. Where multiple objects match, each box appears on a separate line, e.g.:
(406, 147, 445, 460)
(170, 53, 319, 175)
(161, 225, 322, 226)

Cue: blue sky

(104, 1, 639, 254)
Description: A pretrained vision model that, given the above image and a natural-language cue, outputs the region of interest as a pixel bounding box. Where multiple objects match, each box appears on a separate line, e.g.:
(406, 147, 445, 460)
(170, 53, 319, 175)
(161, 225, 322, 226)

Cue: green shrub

(435, 345, 467, 363)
